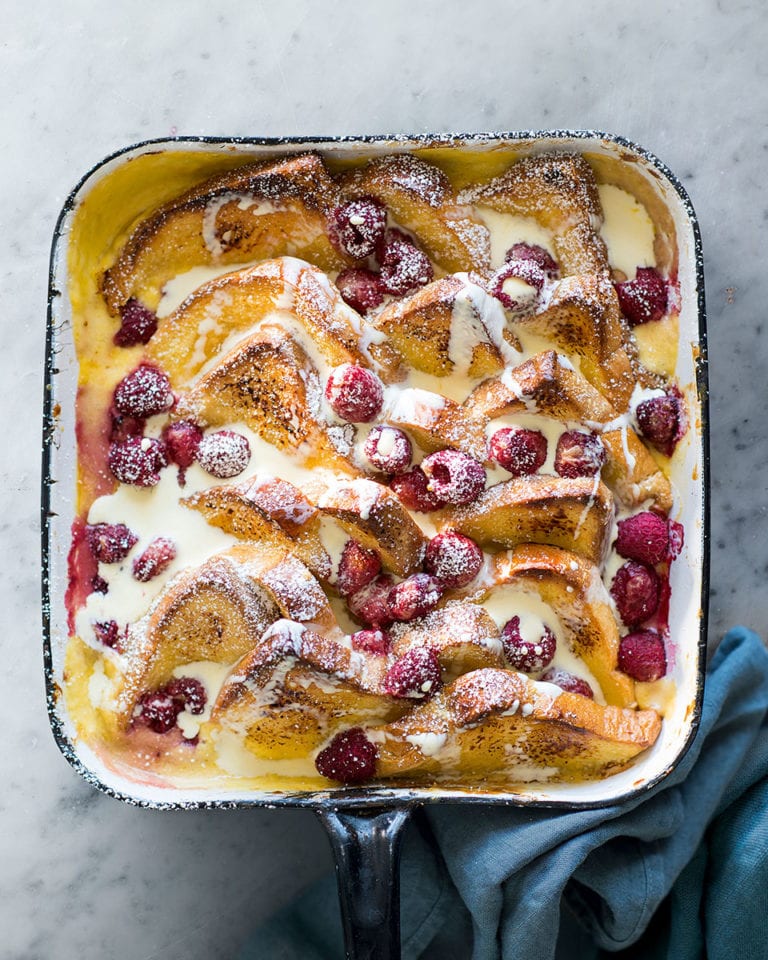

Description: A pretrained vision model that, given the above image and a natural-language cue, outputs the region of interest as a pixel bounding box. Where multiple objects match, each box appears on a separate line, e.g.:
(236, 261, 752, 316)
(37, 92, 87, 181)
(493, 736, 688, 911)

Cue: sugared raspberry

(336, 539, 382, 598)
(330, 197, 387, 259)
(108, 436, 167, 486)
(635, 395, 681, 453)
(618, 630, 667, 682)
(325, 364, 384, 423)
(315, 727, 378, 783)
(162, 420, 203, 468)
(85, 522, 138, 563)
(390, 467, 447, 512)
(383, 647, 442, 698)
(421, 449, 486, 505)
(137, 690, 182, 733)
(615, 267, 668, 326)
(610, 561, 661, 626)
(132, 537, 176, 582)
(350, 629, 392, 656)
(554, 431, 606, 478)
(376, 229, 434, 296)
(488, 427, 547, 477)
(165, 677, 207, 715)
(505, 243, 559, 278)
(364, 425, 412, 474)
(501, 616, 556, 672)
(91, 575, 109, 595)
(336, 267, 385, 313)
(93, 620, 122, 649)
(424, 531, 483, 588)
(615, 512, 669, 565)
(541, 668, 594, 699)
(197, 430, 251, 478)
(490, 259, 545, 311)
(668, 520, 684, 560)
(113, 364, 174, 419)
(347, 574, 395, 627)
(388, 574, 443, 621)
(114, 299, 158, 347)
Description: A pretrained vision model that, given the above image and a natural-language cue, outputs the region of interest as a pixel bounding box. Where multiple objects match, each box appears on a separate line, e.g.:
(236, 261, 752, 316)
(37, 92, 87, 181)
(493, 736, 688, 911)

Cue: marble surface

(3, 0, 768, 956)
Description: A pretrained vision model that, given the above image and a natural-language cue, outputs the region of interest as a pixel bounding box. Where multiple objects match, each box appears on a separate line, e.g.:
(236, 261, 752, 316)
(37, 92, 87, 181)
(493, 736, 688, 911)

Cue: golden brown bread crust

(601, 427, 673, 514)
(463, 349, 617, 424)
(491, 544, 635, 707)
(439, 475, 614, 565)
(101, 153, 347, 315)
(384, 387, 489, 462)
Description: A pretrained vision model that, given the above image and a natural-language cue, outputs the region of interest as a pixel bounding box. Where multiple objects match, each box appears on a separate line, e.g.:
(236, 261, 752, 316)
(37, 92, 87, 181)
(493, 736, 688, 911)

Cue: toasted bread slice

(318, 479, 427, 577)
(101, 153, 346, 315)
(390, 602, 504, 678)
(459, 154, 608, 276)
(492, 545, 635, 707)
(341, 154, 490, 273)
(181, 478, 332, 582)
(212, 623, 404, 759)
(147, 257, 397, 387)
(375, 667, 661, 781)
(518, 274, 635, 411)
(176, 324, 360, 474)
(375, 275, 519, 379)
(601, 427, 673, 513)
(384, 387, 489, 461)
(439, 475, 614, 565)
(464, 349, 616, 425)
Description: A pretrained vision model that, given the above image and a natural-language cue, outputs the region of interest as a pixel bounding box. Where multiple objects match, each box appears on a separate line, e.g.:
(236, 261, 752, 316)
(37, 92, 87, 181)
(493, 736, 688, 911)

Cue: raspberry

(615, 267, 668, 326)
(165, 677, 207, 715)
(615, 512, 669, 565)
(505, 242, 559, 277)
(635, 395, 681, 453)
(388, 574, 443, 621)
(488, 427, 547, 477)
(114, 299, 158, 347)
(618, 630, 667, 682)
(108, 436, 167, 486)
(325, 364, 384, 423)
(93, 620, 122, 649)
(390, 467, 447, 512)
(424, 531, 483, 588)
(113, 364, 174, 419)
(197, 430, 251, 478)
(350, 629, 391, 656)
(364, 425, 412, 474)
(91, 575, 109, 595)
(330, 197, 387, 259)
(335, 267, 385, 313)
(109, 406, 145, 444)
(162, 420, 203, 468)
(554, 431, 606, 478)
(501, 616, 556, 672)
(348, 574, 395, 627)
(315, 727, 378, 783)
(610, 561, 661, 626)
(376, 228, 434, 296)
(85, 522, 138, 563)
(132, 537, 176, 582)
(421, 449, 486, 505)
(383, 647, 442, 698)
(668, 520, 684, 560)
(136, 690, 182, 733)
(541, 668, 594, 699)
(490, 259, 545, 311)
(336, 539, 382, 598)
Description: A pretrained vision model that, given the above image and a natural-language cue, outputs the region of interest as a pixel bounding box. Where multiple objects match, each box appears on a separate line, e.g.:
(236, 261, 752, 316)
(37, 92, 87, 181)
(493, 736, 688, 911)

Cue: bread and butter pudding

(62, 145, 689, 792)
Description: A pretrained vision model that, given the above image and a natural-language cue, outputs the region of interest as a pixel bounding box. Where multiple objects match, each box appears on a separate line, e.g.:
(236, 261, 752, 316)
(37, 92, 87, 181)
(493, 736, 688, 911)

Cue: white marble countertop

(3, 0, 767, 956)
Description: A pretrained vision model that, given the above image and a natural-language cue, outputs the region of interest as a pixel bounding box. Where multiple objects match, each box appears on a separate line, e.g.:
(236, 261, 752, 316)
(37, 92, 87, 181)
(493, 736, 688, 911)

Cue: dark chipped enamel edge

(42, 130, 709, 812)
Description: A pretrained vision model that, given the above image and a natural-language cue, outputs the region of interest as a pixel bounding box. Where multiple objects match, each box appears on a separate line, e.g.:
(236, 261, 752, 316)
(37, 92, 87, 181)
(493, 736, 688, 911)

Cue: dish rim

(41, 129, 710, 811)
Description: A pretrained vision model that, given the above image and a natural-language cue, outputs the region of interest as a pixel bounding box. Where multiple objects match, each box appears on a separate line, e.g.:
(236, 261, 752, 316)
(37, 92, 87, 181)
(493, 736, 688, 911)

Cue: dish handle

(317, 804, 413, 960)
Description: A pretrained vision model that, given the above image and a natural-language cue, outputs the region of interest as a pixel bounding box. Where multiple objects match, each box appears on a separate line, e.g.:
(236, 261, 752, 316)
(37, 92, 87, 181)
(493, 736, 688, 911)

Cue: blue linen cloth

(240, 628, 768, 960)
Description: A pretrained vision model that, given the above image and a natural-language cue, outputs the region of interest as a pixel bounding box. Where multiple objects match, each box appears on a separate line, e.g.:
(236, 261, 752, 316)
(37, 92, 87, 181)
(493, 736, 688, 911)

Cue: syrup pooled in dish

(64, 148, 687, 792)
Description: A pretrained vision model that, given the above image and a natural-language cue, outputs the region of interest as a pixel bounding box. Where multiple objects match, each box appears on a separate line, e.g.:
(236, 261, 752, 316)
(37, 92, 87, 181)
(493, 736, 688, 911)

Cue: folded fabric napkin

(240, 628, 768, 960)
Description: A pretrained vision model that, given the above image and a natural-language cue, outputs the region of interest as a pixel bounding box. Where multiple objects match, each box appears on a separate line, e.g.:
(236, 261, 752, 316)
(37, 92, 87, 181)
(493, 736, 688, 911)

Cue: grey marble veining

(3, 0, 768, 956)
